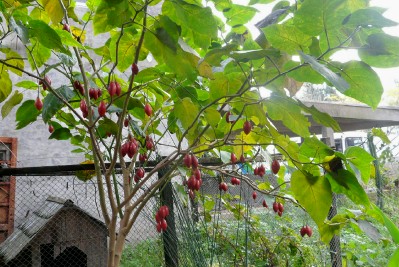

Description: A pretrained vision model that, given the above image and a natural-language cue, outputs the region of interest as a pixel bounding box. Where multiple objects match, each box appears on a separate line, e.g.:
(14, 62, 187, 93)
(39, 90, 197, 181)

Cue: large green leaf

(284, 61, 325, 84)
(372, 204, 399, 245)
(262, 23, 312, 54)
(291, 170, 332, 226)
(388, 247, 399, 267)
(299, 52, 349, 93)
(298, 102, 341, 132)
(229, 49, 280, 62)
(344, 8, 398, 28)
(93, 0, 133, 34)
(209, 72, 245, 101)
(163, 0, 217, 50)
(203, 44, 237, 66)
(15, 100, 41, 129)
(223, 4, 257, 27)
(42, 0, 64, 24)
(345, 146, 374, 184)
(28, 20, 68, 54)
(174, 97, 199, 130)
(0, 48, 24, 76)
(372, 128, 390, 144)
(338, 61, 383, 109)
(55, 29, 84, 49)
(109, 30, 138, 72)
(1, 90, 23, 118)
(9, 16, 29, 44)
(326, 169, 370, 207)
(299, 136, 335, 163)
(359, 33, 399, 68)
(27, 39, 51, 68)
(266, 95, 310, 137)
(0, 71, 12, 103)
(49, 127, 72, 140)
(42, 86, 76, 123)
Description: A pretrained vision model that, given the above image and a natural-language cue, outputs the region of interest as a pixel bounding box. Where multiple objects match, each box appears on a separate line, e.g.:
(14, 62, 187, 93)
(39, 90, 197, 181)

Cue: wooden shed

(0, 196, 107, 267)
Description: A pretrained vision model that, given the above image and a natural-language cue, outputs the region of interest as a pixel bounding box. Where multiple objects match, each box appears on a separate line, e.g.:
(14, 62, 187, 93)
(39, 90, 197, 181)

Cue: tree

(1, 0, 399, 266)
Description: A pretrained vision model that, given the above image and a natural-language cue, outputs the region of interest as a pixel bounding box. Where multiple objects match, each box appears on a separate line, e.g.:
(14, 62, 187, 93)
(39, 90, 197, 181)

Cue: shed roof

(0, 196, 106, 264)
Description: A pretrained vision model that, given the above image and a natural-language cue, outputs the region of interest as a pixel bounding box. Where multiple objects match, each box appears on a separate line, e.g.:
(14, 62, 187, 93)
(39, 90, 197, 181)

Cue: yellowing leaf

(42, 0, 64, 24)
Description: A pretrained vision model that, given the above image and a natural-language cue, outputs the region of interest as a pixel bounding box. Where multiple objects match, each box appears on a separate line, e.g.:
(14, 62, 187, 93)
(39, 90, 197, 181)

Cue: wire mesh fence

(0, 168, 398, 267)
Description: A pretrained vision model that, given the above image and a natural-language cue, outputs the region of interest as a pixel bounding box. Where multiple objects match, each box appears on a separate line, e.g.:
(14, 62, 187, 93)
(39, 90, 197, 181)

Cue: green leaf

(359, 33, 399, 68)
(93, 1, 133, 34)
(266, 95, 310, 137)
(15, 100, 41, 129)
(204, 198, 215, 212)
(339, 61, 383, 109)
(174, 97, 199, 130)
(0, 71, 12, 103)
(262, 23, 312, 54)
(299, 52, 349, 93)
(388, 248, 399, 267)
(27, 39, 51, 68)
(28, 20, 68, 54)
(344, 8, 398, 28)
(284, 61, 325, 84)
(204, 107, 221, 128)
(98, 117, 119, 136)
(203, 44, 237, 66)
(49, 127, 72, 140)
(55, 29, 84, 49)
(109, 29, 142, 72)
(249, 0, 275, 4)
(9, 16, 29, 44)
(326, 170, 370, 207)
(163, 0, 217, 50)
(291, 170, 332, 226)
(15, 81, 38, 89)
(345, 146, 374, 184)
(209, 72, 245, 101)
(0, 48, 24, 76)
(298, 102, 341, 132)
(42, 0, 64, 24)
(229, 49, 280, 62)
(372, 128, 390, 144)
(372, 204, 399, 245)
(223, 4, 257, 27)
(299, 136, 335, 163)
(42, 86, 76, 123)
(1, 90, 23, 118)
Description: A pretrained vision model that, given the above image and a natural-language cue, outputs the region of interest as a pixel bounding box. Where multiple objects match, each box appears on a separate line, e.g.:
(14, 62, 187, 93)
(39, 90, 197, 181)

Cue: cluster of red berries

(300, 225, 312, 237)
(121, 138, 138, 158)
(145, 135, 155, 150)
(184, 154, 201, 198)
(231, 177, 240, 185)
(89, 88, 102, 100)
(155, 205, 169, 233)
(230, 153, 246, 164)
(273, 201, 284, 217)
(108, 81, 121, 97)
(73, 80, 84, 95)
(139, 153, 147, 163)
(133, 167, 145, 183)
(219, 182, 228, 192)
(254, 164, 266, 177)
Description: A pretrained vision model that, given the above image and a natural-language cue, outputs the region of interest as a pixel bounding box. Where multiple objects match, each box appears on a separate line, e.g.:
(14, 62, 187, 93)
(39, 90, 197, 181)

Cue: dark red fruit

(159, 205, 169, 218)
(73, 80, 84, 95)
(271, 159, 280, 175)
(146, 137, 154, 150)
(139, 153, 147, 163)
(262, 199, 268, 208)
(231, 177, 240, 185)
(225, 111, 231, 123)
(63, 23, 70, 32)
(306, 226, 312, 237)
(191, 155, 199, 169)
(219, 182, 228, 192)
(160, 219, 167, 231)
(144, 103, 152, 116)
(108, 81, 117, 97)
(124, 118, 129, 127)
(187, 176, 196, 190)
(184, 154, 192, 168)
(277, 202, 284, 213)
(155, 212, 162, 223)
(278, 211, 282, 217)
(98, 101, 106, 117)
(258, 164, 265, 177)
(115, 81, 121, 96)
(193, 169, 201, 180)
(300, 226, 307, 237)
(128, 141, 138, 158)
(230, 153, 237, 164)
(272, 202, 279, 213)
(48, 124, 54, 133)
(156, 223, 162, 233)
(132, 63, 139, 75)
(89, 88, 99, 100)
(252, 191, 257, 200)
(121, 143, 128, 157)
(136, 167, 145, 178)
(243, 121, 252, 135)
(254, 167, 259, 176)
(240, 154, 245, 163)
(39, 75, 51, 90)
(35, 97, 43, 111)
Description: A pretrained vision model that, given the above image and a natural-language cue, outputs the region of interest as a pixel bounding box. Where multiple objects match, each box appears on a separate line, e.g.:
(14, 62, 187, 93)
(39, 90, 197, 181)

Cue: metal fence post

(367, 134, 383, 209)
(158, 165, 179, 267)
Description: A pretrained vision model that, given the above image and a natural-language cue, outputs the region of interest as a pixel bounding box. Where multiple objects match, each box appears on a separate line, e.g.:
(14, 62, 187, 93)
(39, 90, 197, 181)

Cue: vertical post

(158, 165, 179, 267)
(367, 134, 383, 209)
(321, 127, 342, 267)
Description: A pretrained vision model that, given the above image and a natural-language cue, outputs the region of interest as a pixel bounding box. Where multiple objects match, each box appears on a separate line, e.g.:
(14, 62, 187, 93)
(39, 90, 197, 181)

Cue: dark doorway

(53, 246, 87, 267)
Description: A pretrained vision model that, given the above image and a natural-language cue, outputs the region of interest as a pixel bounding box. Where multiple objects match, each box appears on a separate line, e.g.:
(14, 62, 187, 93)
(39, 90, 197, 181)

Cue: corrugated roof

(0, 196, 106, 264)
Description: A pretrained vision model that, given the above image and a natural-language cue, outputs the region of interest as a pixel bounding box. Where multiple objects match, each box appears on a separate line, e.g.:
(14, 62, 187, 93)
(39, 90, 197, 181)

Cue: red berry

(108, 81, 117, 97)
(240, 154, 245, 163)
(98, 101, 106, 117)
(128, 141, 137, 158)
(159, 205, 169, 218)
(278, 211, 282, 217)
(231, 177, 236, 185)
(144, 103, 153, 116)
(193, 169, 201, 180)
(124, 118, 129, 127)
(191, 155, 199, 169)
(243, 120, 252, 135)
(252, 191, 257, 200)
(300, 226, 307, 237)
(219, 182, 228, 192)
(272, 202, 279, 213)
(132, 63, 139, 75)
(39, 75, 51, 90)
(156, 223, 162, 233)
(160, 219, 167, 231)
(155, 212, 162, 223)
(271, 159, 280, 175)
(258, 164, 265, 177)
(230, 153, 237, 164)
(225, 111, 231, 123)
(121, 143, 128, 157)
(306, 226, 313, 237)
(262, 199, 268, 208)
(115, 81, 121, 96)
(63, 23, 70, 32)
(48, 124, 54, 133)
(34, 97, 43, 111)
(136, 167, 145, 178)
(73, 80, 84, 95)
(277, 202, 284, 213)
(187, 176, 196, 190)
(184, 154, 192, 168)
(254, 167, 259, 176)
(146, 138, 154, 150)
(139, 153, 147, 163)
